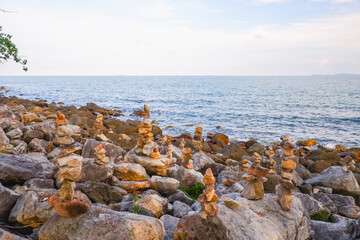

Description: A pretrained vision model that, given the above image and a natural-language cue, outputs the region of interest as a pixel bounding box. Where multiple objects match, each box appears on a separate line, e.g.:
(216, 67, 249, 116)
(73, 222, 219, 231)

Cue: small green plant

(9, 142, 18, 147)
(130, 197, 142, 214)
(91, 182, 96, 186)
(179, 183, 205, 200)
(310, 211, 334, 222)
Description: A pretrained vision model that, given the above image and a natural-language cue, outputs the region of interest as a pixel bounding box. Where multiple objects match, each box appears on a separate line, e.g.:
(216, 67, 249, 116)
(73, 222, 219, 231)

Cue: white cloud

(333, 0, 354, 3)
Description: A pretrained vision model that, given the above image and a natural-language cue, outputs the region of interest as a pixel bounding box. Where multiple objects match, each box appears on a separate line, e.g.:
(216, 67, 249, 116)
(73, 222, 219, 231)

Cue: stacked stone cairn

(197, 168, 219, 219)
(343, 155, 356, 172)
(94, 144, 109, 165)
(136, 118, 156, 156)
(242, 152, 270, 199)
(193, 125, 203, 152)
(262, 146, 276, 174)
(179, 138, 185, 149)
(181, 148, 193, 169)
(53, 112, 74, 146)
(276, 136, 297, 211)
(94, 113, 108, 141)
(239, 158, 250, 172)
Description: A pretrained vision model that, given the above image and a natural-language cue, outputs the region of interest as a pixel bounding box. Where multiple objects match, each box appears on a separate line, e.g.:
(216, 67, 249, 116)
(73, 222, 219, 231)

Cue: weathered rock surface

(174, 194, 310, 240)
(305, 166, 360, 195)
(114, 162, 148, 181)
(311, 219, 360, 240)
(0, 228, 27, 240)
(172, 200, 192, 218)
(77, 181, 126, 204)
(168, 190, 194, 206)
(9, 190, 56, 225)
(192, 151, 215, 172)
(160, 214, 180, 240)
(118, 180, 150, 192)
(137, 194, 168, 218)
(0, 153, 56, 184)
(295, 193, 330, 217)
(38, 205, 165, 240)
(82, 139, 125, 162)
(149, 176, 180, 196)
(0, 182, 20, 221)
(172, 166, 204, 190)
(81, 161, 113, 182)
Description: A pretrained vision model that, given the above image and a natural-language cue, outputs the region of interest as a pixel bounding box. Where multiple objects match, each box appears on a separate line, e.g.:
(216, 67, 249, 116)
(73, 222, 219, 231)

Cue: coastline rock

(174, 194, 310, 240)
(311, 219, 360, 240)
(82, 139, 125, 162)
(192, 151, 215, 173)
(172, 166, 204, 190)
(0, 153, 56, 184)
(38, 205, 165, 240)
(0, 182, 21, 221)
(76, 181, 126, 204)
(168, 190, 194, 206)
(5, 128, 23, 140)
(81, 161, 113, 182)
(160, 214, 180, 240)
(118, 181, 150, 192)
(114, 162, 148, 181)
(305, 166, 360, 196)
(149, 176, 180, 196)
(137, 194, 168, 218)
(9, 189, 56, 225)
(172, 200, 192, 218)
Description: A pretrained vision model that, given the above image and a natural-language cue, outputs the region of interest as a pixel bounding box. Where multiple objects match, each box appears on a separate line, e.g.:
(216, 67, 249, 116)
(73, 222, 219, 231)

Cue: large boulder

(0, 153, 56, 184)
(9, 189, 56, 225)
(172, 166, 204, 190)
(174, 194, 311, 240)
(160, 214, 180, 240)
(81, 161, 113, 182)
(305, 166, 360, 196)
(311, 219, 360, 240)
(114, 162, 148, 181)
(306, 150, 341, 163)
(82, 139, 125, 162)
(76, 181, 126, 204)
(149, 176, 180, 196)
(221, 143, 248, 161)
(38, 206, 165, 240)
(137, 194, 168, 218)
(192, 151, 215, 173)
(0, 182, 20, 221)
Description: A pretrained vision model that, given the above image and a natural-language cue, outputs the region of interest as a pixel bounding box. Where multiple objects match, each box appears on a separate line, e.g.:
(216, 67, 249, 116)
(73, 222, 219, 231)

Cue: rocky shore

(0, 92, 360, 240)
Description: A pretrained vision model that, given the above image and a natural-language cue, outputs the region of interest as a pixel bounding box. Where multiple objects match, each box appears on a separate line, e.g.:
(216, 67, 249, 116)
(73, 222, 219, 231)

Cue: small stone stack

(166, 148, 173, 159)
(179, 138, 185, 149)
(197, 168, 219, 219)
(193, 125, 203, 152)
(136, 119, 157, 156)
(343, 155, 356, 172)
(54, 113, 74, 146)
(49, 154, 91, 217)
(150, 147, 161, 159)
(242, 153, 269, 200)
(262, 146, 276, 174)
(239, 158, 250, 172)
(94, 114, 109, 141)
(276, 137, 296, 211)
(181, 148, 193, 169)
(94, 144, 109, 165)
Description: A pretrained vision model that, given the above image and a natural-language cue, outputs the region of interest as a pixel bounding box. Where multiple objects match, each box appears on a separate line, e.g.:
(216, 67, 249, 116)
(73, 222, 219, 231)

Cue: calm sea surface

(0, 76, 359, 148)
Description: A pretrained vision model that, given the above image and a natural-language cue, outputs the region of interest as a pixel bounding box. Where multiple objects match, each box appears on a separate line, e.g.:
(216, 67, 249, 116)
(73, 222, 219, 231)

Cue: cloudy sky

(0, 0, 360, 75)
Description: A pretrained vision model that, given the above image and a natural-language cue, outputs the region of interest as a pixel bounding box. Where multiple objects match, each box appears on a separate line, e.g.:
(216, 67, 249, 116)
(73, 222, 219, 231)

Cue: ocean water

(0, 76, 359, 148)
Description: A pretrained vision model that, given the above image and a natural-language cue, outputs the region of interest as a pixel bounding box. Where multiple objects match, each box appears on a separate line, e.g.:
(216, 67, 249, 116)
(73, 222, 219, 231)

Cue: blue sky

(1, 0, 360, 75)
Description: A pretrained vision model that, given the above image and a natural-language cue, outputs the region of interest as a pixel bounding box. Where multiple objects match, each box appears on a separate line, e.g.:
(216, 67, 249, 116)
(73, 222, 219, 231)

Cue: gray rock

(192, 151, 215, 172)
(0, 228, 27, 240)
(160, 214, 180, 240)
(292, 170, 304, 187)
(312, 193, 338, 214)
(175, 194, 311, 240)
(313, 186, 333, 194)
(82, 139, 125, 162)
(76, 181, 126, 205)
(0, 153, 56, 184)
(305, 166, 360, 195)
(24, 178, 55, 190)
(28, 138, 48, 153)
(149, 176, 180, 196)
(247, 143, 265, 155)
(5, 128, 23, 140)
(9, 190, 56, 224)
(137, 194, 168, 218)
(172, 201, 192, 218)
(295, 193, 330, 217)
(311, 219, 360, 240)
(81, 161, 113, 182)
(0, 118, 12, 130)
(221, 142, 249, 161)
(326, 194, 356, 208)
(0, 182, 21, 221)
(38, 205, 165, 240)
(339, 205, 360, 219)
(26, 120, 56, 141)
(0, 105, 15, 118)
(10, 140, 27, 154)
(307, 149, 341, 163)
(295, 162, 312, 180)
(0, 127, 10, 146)
(23, 129, 45, 143)
(172, 166, 204, 190)
(168, 190, 194, 206)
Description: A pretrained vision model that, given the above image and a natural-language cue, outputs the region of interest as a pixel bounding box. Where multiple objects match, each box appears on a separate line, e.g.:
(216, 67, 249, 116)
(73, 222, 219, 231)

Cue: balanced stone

(197, 168, 219, 219)
(94, 144, 109, 165)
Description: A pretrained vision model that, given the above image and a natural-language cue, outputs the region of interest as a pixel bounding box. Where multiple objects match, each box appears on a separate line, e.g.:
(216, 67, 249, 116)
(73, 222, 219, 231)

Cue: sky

(0, 0, 360, 75)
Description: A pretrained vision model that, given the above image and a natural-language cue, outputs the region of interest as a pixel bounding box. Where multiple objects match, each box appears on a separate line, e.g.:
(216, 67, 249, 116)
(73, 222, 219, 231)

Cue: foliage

(0, 26, 28, 71)
(310, 211, 334, 222)
(130, 197, 142, 214)
(91, 181, 96, 186)
(179, 183, 205, 200)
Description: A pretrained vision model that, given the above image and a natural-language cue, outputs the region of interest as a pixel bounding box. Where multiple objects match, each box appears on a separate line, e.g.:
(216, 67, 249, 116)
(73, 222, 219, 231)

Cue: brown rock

(48, 191, 91, 218)
(212, 133, 229, 145)
(281, 160, 296, 170)
(296, 139, 317, 147)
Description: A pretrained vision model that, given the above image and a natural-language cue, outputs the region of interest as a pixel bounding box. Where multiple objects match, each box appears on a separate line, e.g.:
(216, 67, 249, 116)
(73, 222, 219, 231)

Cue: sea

(0, 76, 359, 148)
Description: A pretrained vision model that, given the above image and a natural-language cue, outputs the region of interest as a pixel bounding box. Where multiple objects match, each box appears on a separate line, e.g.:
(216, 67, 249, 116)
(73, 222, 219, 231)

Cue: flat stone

(118, 181, 150, 192)
(114, 162, 148, 181)
(149, 176, 180, 196)
(137, 194, 168, 218)
(77, 181, 126, 204)
(172, 166, 204, 190)
(81, 161, 113, 182)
